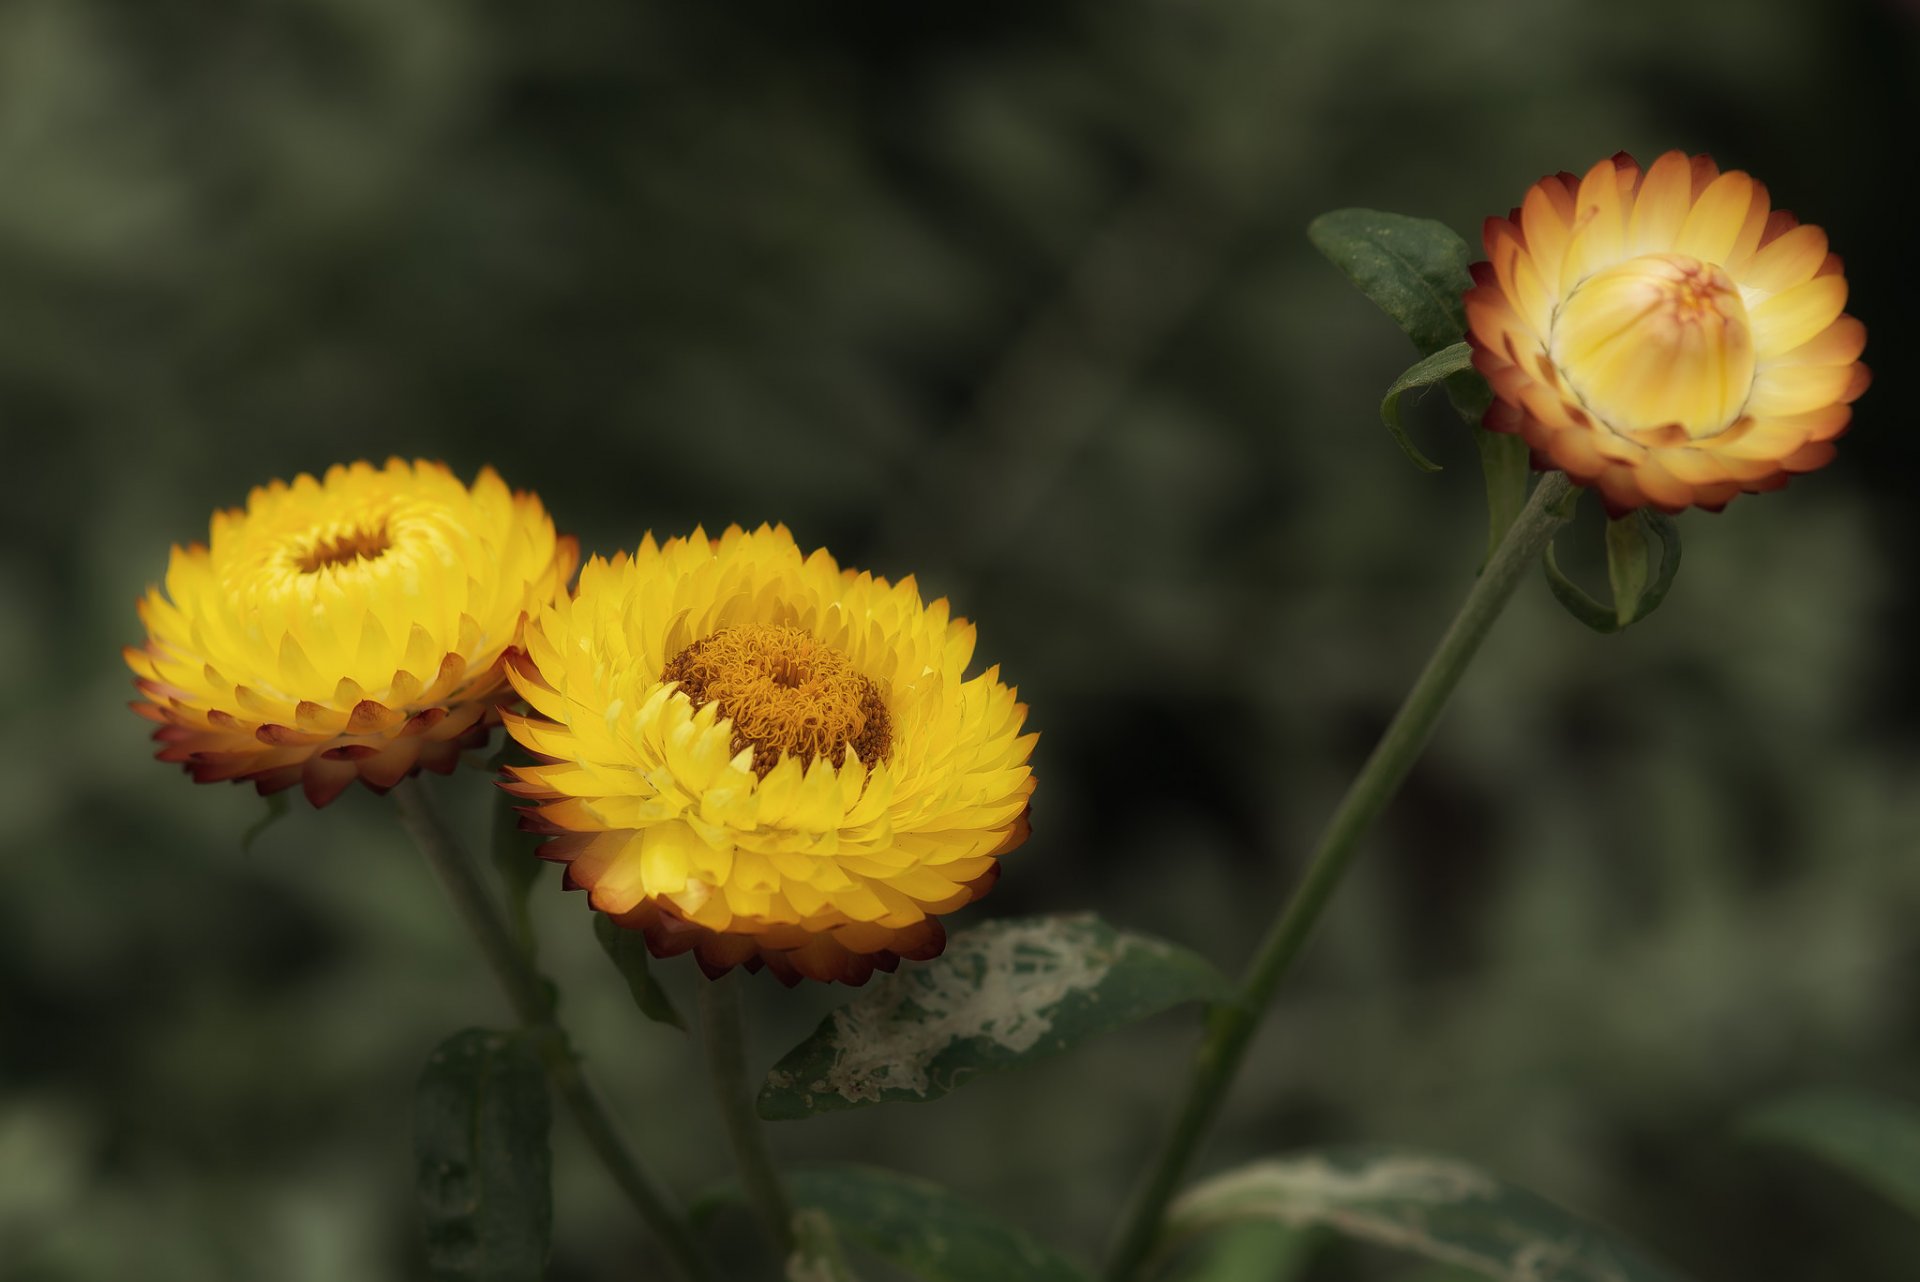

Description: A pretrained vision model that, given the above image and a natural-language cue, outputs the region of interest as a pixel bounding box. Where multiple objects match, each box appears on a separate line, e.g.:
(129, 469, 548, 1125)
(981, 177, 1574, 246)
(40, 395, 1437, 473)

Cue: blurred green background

(5, 0, 1919, 1277)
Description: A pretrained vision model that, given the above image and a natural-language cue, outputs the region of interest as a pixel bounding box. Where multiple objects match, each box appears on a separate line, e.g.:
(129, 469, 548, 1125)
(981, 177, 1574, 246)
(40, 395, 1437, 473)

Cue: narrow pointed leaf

(785, 1165, 1089, 1282)
(1476, 432, 1531, 562)
(1379, 345, 1478, 472)
(488, 758, 543, 958)
(1623, 511, 1681, 626)
(414, 1028, 552, 1282)
(1308, 209, 1475, 356)
(240, 792, 290, 853)
(1604, 516, 1651, 628)
(1742, 1090, 1920, 1219)
(758, 913, 1229, 1119)
(1164, 1146, 1693, 1282)
(595, 913, 686, 1031)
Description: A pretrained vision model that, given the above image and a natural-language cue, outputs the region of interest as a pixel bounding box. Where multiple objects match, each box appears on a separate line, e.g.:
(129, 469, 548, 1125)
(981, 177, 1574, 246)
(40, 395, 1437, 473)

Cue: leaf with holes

(758, 913, 1229, 1119)
(1163, 1146, 1693, 1282)
(1742, 1090, 1920, 1219)
(413, 1028, 553, 1282)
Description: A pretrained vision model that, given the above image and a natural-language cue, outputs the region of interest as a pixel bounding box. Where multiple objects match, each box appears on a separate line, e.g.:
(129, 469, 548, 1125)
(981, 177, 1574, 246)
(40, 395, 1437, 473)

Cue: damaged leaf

(1164, 1146, 1692, 1282)
(758, 914, 1228, 1119)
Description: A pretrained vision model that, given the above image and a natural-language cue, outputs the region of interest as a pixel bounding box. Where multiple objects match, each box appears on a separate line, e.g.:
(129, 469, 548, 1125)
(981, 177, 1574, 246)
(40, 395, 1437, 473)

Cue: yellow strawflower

(1468, 150, 1868, 513)
(127, 459, 578, 805)
(503, 524, 1036, 985)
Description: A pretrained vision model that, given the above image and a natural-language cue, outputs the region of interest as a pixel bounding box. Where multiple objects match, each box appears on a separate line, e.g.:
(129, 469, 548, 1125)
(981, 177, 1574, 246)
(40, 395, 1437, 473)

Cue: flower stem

(393, 779, 718, 1282)
(1102, 470, 1576, 1281)
(697, 972, 798, 1260)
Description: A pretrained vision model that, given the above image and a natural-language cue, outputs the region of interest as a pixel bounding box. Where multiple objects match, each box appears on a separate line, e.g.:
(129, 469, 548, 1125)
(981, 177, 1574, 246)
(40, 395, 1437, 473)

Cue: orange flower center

(1549, 252, 1755, 439)
(661, 624, 892, 777)
(294, 521, 393, 573)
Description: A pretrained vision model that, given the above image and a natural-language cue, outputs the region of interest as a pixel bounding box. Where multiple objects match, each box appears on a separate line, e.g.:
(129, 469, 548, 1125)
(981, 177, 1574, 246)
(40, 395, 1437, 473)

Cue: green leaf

(1543, 541, 1619, 634)
(1379, 345, 1476, 472)
(758, 913, 1229, 1119)
(595, 913, 686, 1031)
(240, 792, 290, 854)
(488, 753, 543, 959)
(1308, 209, 1475, 356)
(413, 1029, 553, 1282)
(1544, 511, 1683, 634)
(1163, 1146, 1694, 1282)
(1604, 516, 1651, 628)
(1475, 432, 1531, 563)
(787, 1205, 864, 1282)
(1170, 1222, 1317, 1282)
(785, 1164, 1089, 1282)
(1624, 511, 1681, 624)
(787, 1208, 860, 1282)
(1742, 1090, 1920, 1218)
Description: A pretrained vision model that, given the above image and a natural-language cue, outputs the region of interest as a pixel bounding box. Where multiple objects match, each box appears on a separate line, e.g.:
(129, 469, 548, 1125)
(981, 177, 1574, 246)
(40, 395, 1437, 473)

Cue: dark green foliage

(785, 1165, 1091, 1282)
(413, 1029, 553, 1282)
(1743, 1091, 1920, 1220)
(1308, 211, 1476, 356)
(594, 914, 686, 1032)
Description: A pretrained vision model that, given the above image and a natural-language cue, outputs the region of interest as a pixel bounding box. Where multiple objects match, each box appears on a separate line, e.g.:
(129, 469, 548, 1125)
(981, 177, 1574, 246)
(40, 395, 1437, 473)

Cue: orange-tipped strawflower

(1467, 150, 1868, 514)
(503, 524, 1037, 986)
(127, 459, 579, 806)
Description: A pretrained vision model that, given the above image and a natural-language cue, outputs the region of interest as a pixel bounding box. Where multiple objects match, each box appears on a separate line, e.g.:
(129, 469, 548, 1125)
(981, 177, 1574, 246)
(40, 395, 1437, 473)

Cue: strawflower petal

(505, 524, 1037, 986)
(1466, 150, 1867, 514)
(128, 458, 578, 803)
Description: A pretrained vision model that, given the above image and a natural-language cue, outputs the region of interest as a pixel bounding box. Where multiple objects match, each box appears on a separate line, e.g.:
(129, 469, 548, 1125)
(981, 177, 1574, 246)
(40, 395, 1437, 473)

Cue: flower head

(503, 524, 1036, 985)
(1467, 150, 1868, 514)
(127, 459, 578, 806)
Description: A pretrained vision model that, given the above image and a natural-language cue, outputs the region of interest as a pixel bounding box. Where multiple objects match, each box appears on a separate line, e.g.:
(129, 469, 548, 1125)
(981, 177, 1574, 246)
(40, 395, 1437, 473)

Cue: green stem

(698, 973, 798, 1259)
(1103, 471, 1576, 1281)
(393, 780, 719, 1282)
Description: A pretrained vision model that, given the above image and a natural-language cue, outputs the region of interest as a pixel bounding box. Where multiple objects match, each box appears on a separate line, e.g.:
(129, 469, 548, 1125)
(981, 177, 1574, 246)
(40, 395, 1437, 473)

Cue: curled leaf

(1544, 509, 1682, 633)
(1379, 345, 1477, 472)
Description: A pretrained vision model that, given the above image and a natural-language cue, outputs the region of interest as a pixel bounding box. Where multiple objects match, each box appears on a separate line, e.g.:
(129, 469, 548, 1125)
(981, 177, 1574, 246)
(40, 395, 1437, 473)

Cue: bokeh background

(5, 0, 1920, 1278)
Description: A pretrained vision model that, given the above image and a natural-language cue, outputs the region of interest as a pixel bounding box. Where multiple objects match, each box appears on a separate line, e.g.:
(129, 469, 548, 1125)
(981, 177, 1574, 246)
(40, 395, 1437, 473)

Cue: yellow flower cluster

(130, 468, 1034, 984)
